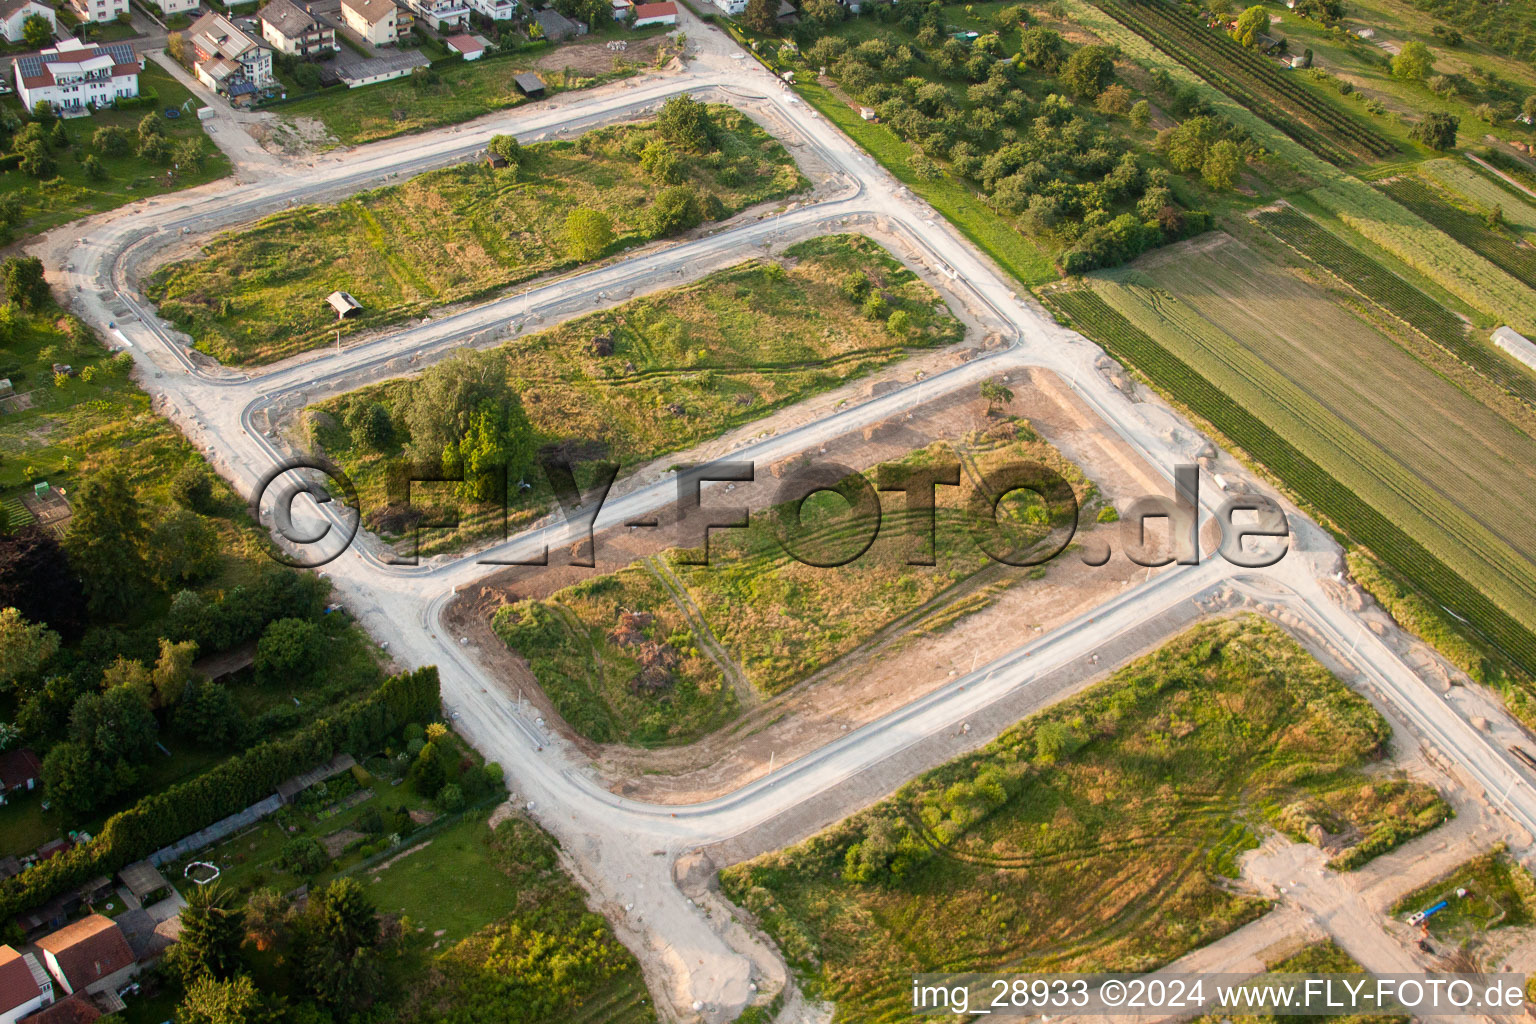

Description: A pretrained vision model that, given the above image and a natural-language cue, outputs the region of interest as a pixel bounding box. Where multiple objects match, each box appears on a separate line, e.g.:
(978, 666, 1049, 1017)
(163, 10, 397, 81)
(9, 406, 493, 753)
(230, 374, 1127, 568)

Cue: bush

(646, 185, 704, 236)
(280, 837, 329, 875)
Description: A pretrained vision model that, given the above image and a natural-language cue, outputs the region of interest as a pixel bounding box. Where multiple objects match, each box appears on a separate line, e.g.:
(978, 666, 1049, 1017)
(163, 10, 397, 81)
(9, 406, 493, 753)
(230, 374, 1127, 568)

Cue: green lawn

(0, 62, 229, 241)
(148, 106, 807, 363)
(311, 234, 965, 558)
(721, 618, 1448, 1023)
(272, 42, 650, 147)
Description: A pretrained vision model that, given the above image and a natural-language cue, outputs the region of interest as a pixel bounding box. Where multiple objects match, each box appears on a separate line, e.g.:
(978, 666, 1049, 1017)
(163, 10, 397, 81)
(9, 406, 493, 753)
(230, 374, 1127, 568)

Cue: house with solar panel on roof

(11, 40, 142, 116)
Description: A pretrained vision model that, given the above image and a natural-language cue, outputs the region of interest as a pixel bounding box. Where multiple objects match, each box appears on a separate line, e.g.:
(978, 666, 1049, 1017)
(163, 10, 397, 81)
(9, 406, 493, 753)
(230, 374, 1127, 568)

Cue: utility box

(198, 106, 215, 121)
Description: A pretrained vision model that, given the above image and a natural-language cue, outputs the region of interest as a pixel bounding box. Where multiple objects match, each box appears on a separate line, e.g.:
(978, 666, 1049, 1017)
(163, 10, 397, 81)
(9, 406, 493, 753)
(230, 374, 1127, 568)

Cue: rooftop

(35, 915, 135, 989)
(259, 0, 321, 38)
(341, 0, 396, 22)
(0, 945, 41, 1015)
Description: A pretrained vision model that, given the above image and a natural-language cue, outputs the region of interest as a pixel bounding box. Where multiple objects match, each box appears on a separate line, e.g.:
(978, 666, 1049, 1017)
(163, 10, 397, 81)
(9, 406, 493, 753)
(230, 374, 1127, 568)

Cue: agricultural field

(1251, 204, 1536, 407)
(1086, 0, 1398, 164)
(1421, 160, 1536, 236)
(310, 235, 964, 558)
(0, 62, 230, 241)
(148, 106, 807, 364)
(1062, 233, 1536, 672)
(1390, 844, 1536, 941)
(492, 425, 1095, 745)
(720, 618, 1447, 1022)
(1377, 174, 1536, 291)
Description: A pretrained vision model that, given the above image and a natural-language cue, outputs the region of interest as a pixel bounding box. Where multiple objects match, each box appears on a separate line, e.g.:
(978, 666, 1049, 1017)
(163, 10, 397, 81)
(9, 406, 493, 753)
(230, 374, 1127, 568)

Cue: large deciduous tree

(65, 463, 152, 619)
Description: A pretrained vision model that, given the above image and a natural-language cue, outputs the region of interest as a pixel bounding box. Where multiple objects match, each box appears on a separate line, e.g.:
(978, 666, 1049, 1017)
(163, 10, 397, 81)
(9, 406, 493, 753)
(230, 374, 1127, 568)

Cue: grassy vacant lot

(1390, 844, 1536, 940)
(493, 425, 1094, 745)
(0, 62, 229, 240)
(274, 55, 631, 147)
(721, 618, 1446, 1022)
(149, 106, 806, 364)
(1203, 940, 1408, 1024)
(311, 235, 964, 558)
(1076, 232, 1536, 668)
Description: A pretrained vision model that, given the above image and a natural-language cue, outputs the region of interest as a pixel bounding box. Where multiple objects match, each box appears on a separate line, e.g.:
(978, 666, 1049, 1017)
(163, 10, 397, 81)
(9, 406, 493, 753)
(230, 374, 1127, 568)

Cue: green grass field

(720, 618, 1447, 1022)
(311, 235, 965, 558)
(0, 62, 229, 241)
(1390, 845, 1536, 940)
(148, 106, 807, 364)
(1079, 231, 1536, 664)
(273, 53, 633, 147)
(492, 425, 1096, 745)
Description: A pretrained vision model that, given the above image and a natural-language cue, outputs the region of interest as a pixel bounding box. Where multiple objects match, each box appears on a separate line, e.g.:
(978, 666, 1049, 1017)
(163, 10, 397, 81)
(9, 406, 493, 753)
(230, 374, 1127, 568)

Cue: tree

(243, 889, 290, 952)
(148, 508, 220, 589)
(0, 528, 83, 638)
(979, 379, 1014, 414)
(65, 463, 151, 618)
(743, 0, 776, 32)
(1095, 83, 1133, 115)
(0, 608, 59, 693)
(1410, 110, 1459, 150)
(171, 463, 219, 512)
(254, 617, 323, 683)
(564, 207, 614, 261)
(167, 31, 189, 68)
(1017, 27, 1065, 73)
(1163, 115, 1222, 172)
(20, 14, 50, 49)
(137, 112, 163, 144)
(93, 125, 130, 156)
(1391, 39, 1433, 82)
(647, 184, 704, 236)
(40, 741, 112, 816)
(175, 138, 205, 171)
(1060, 44, 1117, 99)
(138, 133, 171, 165)
(639, 139, 684, 183)
(409, 740, 447, 796)
(300, 879, 380, 1013)
(280, 837, 329, 876)
(0, 254, 45, 308)
(343, 401, 393, 452)
(176, 974, 278, 1024)
(1202, 138, 1243, 189)
(168, 883, 246, 986)
(656, 95, 713, 152)
(885, 309, 911, 337)
(15, 141, 50, 179)
(404, 347, 516, 461)
(802, 0, 841, 26)
(1129, 99, 1151, 129)
(487, 134, 521, 164)
(151, 637, 199, 707)
(1230, 5, 1267, 47)
(175, 679, 245, 746)
(70, 683, 157, 764)
(81, 154, 106, 181)
(48, 119, 66, 150)
(440, 395, 537, 501)
(1523, 95, 1536, 123)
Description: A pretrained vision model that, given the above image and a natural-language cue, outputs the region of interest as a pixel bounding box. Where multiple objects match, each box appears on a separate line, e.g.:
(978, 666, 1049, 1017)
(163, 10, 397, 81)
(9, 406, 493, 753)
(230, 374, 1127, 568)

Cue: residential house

(444, 32, 482, 58)
(630, 0, 674, 25)
(12, 41, 140, 116)
(709, 0, 744, 14)
(35, 916, 136, 998)
(258, 0, 336, 56)
(465, 0, 515, 19)
(69, 0, 127, 25)
(20, 994, 98, 1024)
(0, 945, 50, 1024)
(401, 0, 465, 30)
(0, 0, 54, 44)
(340, 0, 399, 44)
(157, 0, 199, 15)
(530, 6, 580, 40)
(188, 11, 274, 97)
(0, 749, 41, 804)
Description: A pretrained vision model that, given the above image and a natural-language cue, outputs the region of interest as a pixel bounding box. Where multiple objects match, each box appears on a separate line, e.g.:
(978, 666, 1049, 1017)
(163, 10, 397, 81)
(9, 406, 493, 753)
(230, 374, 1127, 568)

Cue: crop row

(1045, 286, 1536, 676)
(1378, 176, 1536, 293)
(1254, 206, 1536, 408)
(1091, 0, 1397, 163)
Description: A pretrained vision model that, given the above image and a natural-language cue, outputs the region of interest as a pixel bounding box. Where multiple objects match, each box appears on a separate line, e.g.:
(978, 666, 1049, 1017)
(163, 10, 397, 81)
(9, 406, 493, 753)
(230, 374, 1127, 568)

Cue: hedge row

(0, 665, 441, 923)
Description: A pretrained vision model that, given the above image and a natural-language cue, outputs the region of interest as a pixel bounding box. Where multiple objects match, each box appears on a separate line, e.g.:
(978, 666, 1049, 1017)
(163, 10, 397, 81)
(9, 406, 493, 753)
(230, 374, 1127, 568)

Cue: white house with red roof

(631, 0, 675, 26)
(11, 40, 141, 115)
(35, 916, 136, 998)
(0, 945, 50, 1024)
(0, 0, 54, 44)
(444, 32, 483, 58)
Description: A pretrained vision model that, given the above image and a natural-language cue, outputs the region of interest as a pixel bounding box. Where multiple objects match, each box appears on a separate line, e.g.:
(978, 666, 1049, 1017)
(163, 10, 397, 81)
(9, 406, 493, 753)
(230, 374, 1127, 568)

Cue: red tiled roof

(444, 32, 481, 51)
(24, 993, 100, 1024)
(36, 915, 134, 990)
(0, 946, 40, 1015)
(632, 1, 676, 14)
(0, 748, 40, 791)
